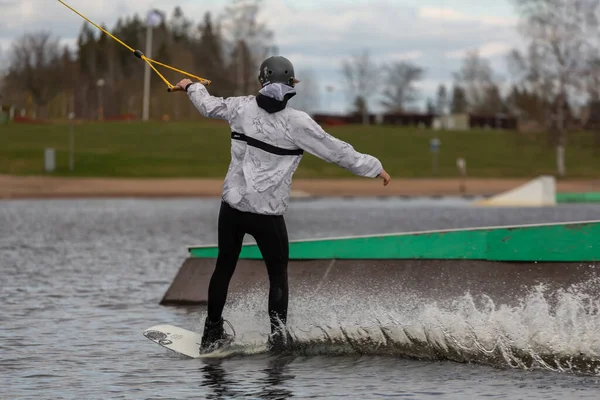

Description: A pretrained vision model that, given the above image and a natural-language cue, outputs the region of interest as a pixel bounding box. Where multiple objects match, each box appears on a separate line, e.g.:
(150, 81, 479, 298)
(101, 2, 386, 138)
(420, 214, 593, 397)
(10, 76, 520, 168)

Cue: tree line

(338, 0, 600, 176)
(343, 0, 600, 128)
(341, 49, 506, 119)
(2, 0, 600, 142)
(1, 1, 275, 121)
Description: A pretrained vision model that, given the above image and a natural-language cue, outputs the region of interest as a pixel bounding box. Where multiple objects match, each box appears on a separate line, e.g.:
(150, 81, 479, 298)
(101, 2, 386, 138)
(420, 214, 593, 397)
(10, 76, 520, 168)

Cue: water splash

(205, 278, 600, 375)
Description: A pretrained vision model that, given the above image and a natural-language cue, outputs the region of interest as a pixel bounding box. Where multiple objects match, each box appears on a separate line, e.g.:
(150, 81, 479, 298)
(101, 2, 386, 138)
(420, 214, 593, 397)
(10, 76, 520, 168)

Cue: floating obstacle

(474, 175, 556, 207)
(160, 220, 600, 307)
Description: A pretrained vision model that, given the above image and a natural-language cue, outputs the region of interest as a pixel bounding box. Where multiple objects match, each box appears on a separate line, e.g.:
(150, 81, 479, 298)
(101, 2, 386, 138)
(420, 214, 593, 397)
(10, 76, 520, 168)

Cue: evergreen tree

(450, 84, 468, 113)
(1, 3, 274, 120)
(436, 84, 447, 115)
(478, 84, 505, 114)
(426, 98, 436, 114)
(196, 12, 231, 97)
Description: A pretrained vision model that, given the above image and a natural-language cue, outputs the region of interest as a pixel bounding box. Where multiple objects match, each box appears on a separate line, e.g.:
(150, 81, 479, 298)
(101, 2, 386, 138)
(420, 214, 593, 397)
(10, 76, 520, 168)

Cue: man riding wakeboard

(174, 56, 390, 353)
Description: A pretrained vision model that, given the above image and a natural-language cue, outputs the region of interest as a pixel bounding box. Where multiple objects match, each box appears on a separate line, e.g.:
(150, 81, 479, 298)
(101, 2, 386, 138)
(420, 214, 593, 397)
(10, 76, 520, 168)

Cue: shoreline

(1, 175, 599, 200)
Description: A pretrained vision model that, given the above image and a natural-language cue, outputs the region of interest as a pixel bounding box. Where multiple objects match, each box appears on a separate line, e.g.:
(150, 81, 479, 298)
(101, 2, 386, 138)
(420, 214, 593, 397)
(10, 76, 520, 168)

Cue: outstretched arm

(175, 79, 248, 122)
(287, 111, 390, 185)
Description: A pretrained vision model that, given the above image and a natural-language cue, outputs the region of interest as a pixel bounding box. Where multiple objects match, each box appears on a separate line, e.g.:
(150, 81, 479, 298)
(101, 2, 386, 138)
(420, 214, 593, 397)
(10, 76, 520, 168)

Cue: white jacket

(187, 82, 383, 215)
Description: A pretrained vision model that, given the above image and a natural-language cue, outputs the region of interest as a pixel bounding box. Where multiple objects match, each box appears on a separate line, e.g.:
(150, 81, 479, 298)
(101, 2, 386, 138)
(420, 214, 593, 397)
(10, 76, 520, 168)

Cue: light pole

(430, 137, 441, 176)
(142, 9, 164, 122)
(457, 157, 467, 194)
(326, 85, 334, 112)
(97, 78, 105, 121)
(68, 112, 75, 172)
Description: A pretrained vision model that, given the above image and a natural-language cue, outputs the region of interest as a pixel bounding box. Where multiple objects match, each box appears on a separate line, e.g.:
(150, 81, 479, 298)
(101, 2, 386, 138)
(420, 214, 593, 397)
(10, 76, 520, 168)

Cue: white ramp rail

(474, 175, 556, 207)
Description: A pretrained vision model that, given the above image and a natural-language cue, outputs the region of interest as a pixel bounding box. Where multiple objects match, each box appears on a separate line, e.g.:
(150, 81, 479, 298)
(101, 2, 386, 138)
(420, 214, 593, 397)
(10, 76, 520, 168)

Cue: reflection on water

(200, 356, 295, 399)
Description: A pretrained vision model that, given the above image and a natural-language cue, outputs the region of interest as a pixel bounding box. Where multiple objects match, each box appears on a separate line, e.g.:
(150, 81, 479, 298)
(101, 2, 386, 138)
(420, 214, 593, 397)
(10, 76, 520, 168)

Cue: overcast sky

(0, 0, 522, 113)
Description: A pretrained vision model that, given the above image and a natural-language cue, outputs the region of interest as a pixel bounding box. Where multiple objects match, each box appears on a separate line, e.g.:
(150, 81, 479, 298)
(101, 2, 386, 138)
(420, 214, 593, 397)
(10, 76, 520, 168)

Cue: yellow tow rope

(57, 0, 211, 91)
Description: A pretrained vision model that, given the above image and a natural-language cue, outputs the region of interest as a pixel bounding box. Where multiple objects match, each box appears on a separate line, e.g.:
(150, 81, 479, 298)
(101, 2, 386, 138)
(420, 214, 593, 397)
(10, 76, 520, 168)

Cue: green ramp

(188, 220, 600, 262)
(556, 192, 600, 203)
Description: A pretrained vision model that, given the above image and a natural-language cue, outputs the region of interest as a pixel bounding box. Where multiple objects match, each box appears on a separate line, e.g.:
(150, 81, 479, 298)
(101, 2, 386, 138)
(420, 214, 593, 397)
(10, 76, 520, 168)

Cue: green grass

(1, 120, 599, 178)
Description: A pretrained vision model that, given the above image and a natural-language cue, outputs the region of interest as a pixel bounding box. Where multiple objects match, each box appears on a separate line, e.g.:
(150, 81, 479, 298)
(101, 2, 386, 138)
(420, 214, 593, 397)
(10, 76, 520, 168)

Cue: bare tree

(218, 0, 275, 94)
(584, 59, 600, 149)
(453, 50, 496, 113)
(0, 47, 6, 96)
(0, 46, 7, 73)
(5, 31, 63, 118)
(585, 58, 600, 101)
(291, 68, 320, 114)
(506, 44, 553, 123)
(511, 0, 600, 176)
(380, 61, 424, 113)
(341, 49, 378, 124)
(169, 6, 193, 44)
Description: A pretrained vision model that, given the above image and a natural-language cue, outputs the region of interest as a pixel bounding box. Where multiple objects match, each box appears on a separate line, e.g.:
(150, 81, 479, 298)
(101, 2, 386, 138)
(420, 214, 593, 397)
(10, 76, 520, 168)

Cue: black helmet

(258, 56, 299, 87)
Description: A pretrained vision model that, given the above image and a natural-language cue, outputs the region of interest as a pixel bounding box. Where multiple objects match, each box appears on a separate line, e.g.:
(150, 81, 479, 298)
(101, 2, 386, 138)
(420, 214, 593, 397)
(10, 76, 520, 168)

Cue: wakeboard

(143, 324, 267, 359)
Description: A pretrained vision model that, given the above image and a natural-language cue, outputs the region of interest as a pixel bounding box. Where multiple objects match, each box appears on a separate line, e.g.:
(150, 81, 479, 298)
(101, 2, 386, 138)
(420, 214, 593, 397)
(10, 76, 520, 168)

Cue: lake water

(2, 197, 600, 399)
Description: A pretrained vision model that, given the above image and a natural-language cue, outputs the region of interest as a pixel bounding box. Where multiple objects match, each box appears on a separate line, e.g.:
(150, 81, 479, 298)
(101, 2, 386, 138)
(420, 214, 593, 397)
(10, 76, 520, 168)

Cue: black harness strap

(231, 132, 303, 156)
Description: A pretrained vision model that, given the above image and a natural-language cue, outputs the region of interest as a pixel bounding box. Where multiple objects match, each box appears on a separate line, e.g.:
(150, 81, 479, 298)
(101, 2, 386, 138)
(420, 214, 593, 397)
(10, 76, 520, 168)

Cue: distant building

(311, 111, 518, 131)
(468, 113, 518, 130)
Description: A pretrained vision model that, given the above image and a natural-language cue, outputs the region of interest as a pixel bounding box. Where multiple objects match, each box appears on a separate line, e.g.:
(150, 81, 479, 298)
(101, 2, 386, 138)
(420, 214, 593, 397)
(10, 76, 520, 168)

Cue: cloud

(418, 6, 517, 27)
(383, 51, 424, 62)
(445, 41, 513, 59)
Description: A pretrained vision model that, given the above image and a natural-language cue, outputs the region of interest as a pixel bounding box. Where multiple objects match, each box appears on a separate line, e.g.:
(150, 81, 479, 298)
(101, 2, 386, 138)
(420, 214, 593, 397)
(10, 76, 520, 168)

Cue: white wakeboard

(143, 324, 267, 359)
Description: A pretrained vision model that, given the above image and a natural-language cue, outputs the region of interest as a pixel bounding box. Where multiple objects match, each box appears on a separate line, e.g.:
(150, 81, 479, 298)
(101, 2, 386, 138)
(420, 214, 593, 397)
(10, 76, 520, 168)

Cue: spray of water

(193, 277, 600, 375)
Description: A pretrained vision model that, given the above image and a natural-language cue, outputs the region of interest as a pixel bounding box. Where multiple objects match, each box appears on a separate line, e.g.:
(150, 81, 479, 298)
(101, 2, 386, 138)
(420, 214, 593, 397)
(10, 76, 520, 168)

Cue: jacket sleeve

(286, 111, 383, 178)
(186, 83, 250, 122)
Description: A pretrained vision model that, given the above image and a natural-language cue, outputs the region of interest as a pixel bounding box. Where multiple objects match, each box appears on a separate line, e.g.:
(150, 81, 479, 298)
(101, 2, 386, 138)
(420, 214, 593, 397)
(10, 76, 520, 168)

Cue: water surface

(2, 197, 600, 399)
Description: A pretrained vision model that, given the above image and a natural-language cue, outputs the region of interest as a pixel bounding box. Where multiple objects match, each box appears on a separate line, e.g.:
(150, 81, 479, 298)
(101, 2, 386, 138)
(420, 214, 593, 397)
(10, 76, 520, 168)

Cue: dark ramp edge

(160, 259, 600, 307)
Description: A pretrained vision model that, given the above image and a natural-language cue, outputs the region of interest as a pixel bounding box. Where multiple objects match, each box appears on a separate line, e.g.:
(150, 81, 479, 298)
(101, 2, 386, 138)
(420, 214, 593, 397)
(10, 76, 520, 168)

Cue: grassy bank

(2, 120, 599, 178)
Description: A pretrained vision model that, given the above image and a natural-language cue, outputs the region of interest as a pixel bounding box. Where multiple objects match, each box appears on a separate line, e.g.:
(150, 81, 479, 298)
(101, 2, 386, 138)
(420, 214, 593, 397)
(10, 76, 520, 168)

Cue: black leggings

(207, 201, 289, 333)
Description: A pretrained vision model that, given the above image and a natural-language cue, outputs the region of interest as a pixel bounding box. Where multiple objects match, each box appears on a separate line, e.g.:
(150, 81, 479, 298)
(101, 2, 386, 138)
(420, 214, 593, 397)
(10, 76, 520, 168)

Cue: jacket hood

(256, 82, 296, 113)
